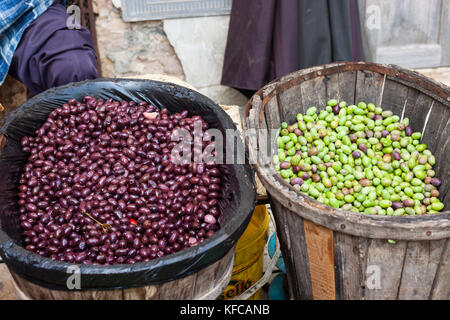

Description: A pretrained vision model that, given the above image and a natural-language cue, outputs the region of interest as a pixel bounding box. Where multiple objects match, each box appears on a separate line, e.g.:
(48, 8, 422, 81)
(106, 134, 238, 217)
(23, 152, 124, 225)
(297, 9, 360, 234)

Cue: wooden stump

(244, 62, 450, 300)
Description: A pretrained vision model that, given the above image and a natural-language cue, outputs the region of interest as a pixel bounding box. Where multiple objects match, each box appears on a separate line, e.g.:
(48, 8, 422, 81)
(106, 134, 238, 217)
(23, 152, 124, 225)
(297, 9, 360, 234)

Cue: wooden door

(359, 0, 450, 68)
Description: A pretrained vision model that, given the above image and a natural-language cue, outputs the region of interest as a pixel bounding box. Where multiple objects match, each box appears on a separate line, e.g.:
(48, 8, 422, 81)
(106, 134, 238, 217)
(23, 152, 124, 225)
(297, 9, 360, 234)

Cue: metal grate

(122, 0, 232, 22)
(66, 0, 102, 76)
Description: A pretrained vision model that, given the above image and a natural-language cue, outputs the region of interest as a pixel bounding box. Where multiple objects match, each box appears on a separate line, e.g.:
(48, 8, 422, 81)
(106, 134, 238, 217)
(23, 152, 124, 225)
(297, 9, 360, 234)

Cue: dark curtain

(221, 0, 364, 95)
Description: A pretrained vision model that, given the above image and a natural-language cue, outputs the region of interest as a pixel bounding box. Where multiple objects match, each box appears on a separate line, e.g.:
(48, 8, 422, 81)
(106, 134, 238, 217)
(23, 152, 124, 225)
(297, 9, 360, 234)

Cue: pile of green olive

(273, 100, 444, 215)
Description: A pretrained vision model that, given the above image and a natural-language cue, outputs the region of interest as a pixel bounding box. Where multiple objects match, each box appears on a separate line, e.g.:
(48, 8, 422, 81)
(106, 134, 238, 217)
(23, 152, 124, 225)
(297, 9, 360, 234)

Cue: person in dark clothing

(1, 1, 98, 95)
(221, 0, 364, 98)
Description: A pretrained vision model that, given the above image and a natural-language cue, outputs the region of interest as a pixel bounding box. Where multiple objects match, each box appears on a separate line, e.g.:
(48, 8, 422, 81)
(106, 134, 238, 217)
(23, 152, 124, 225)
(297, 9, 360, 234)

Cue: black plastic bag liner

(0, 79, 256, 290)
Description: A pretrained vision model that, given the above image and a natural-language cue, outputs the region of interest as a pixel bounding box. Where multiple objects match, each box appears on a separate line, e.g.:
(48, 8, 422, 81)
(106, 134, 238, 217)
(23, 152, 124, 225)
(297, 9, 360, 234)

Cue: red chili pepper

(130, 218, 138, 225)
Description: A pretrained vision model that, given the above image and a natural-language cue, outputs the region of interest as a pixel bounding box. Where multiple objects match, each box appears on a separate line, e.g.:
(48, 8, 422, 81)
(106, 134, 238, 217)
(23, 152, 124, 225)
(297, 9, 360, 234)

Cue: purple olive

(403, 199, 415, 208)
(280, 161, 291, 169)
(290, 178, 304, 186)
(405, 125, 413, 136)
(17, 96, 223, 265)
(381, 130, 389, 137)
(332, 106, 340, 115)
(358, 143, 367, 153)
(294, 128, 303, 136)
(392, 201, 403, 210)
(431, 178, 441, 187)
(352, 151, 361, 159)
(392, 150, 401, 161)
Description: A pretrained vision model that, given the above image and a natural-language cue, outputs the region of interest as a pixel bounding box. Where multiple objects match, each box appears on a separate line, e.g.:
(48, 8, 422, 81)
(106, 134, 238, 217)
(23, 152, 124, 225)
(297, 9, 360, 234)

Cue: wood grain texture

(404, 93, 434, 135)
(300, 76, 327, 111)
(340, 71, 358, 104)
(421, 101, 450, 181)
(334, 232, 366, 300)
(263, 96, 281, 131)
(303, 220, 336, 300)
(8, 247, 235, 300)
(430, 239, 450, 299)
(355, 70, 385, 107)
(380, 78, 409, 116)
(324, 71, 358, 105)
(278, 86, 303, 124)
(364, 239, 408, 300)
(397, 240, 446, 300)
(268, 196, 295, 300)
(269, 197, 313, 300)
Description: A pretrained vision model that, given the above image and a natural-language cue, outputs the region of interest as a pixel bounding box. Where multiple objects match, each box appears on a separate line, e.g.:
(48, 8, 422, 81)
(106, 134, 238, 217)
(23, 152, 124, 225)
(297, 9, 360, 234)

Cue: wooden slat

(354, 70, 385, 107)
(339, 71, 357, 104)
(263, 97, 281, 130)
(268, 198, 295, 299)
(123, 287, 148, 300)
(334, 232, 365, 300)
(248, 95, 274, 169)
(7, 248, 234, 300)
(303, 220, 336, 300)
(381, 79, 409, 116)
(278, 85, 303, 124)
(364, 239, 408, 300)
(421, 101, 450, 164)
(325, 73, 340, 102)
(397, 240, 446, 299)
(300, 76, 327, 110)
(324, 71, 357, 105)
(430, 239, 450, 299)
(269, 197, 313, 300)
(99, 288, 125, 300)
(402, 93, 433, 135)
(358, 237, 370, 294)
(420, 101, 450, 202)
(190, 249, 225, 299)
(284, 206, 314, 300)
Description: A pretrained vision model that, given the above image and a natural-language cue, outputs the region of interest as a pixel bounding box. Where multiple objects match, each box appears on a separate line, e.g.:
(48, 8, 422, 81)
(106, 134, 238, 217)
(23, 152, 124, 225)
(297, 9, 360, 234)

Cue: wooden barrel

(0, 79, 256, 300)
(243, 62, 450, 300)
(8, 247, 234, 300)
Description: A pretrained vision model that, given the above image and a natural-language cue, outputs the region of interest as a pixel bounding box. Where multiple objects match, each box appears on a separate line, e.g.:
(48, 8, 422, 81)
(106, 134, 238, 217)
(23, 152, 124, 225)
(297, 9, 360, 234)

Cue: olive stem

(82, 211, 111, 232)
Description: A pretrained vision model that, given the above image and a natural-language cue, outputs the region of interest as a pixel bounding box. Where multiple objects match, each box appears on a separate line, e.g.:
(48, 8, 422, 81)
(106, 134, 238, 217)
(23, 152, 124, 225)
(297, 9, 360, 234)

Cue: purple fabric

(270, 0, 300, 82)
(349, 0, 364, 61)
(222, 0, 364, 91)
(221, 0, 278, 91)
(9, 2, 98, 95)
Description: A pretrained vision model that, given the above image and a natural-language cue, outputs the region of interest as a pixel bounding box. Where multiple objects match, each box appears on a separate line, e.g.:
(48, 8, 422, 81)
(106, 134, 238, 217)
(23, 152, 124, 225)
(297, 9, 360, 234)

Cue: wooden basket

(243, 62, 450, 300)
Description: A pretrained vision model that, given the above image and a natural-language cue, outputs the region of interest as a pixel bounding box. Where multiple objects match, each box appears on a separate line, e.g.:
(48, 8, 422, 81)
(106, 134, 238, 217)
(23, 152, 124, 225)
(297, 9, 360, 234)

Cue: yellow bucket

(219, 205, 269, 300)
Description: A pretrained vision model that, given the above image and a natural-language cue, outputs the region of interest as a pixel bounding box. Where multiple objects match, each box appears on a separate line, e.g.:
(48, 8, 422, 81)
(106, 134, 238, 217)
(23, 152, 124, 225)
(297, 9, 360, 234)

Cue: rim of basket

(243, 61, 450, 241)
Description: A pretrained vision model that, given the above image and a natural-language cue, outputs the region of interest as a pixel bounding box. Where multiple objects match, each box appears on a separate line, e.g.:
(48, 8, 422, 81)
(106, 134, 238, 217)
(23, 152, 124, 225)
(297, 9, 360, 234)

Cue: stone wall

(93, 0, 248, 106)
(94, 0, 185, 79)
(163, 16, 248, 106)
